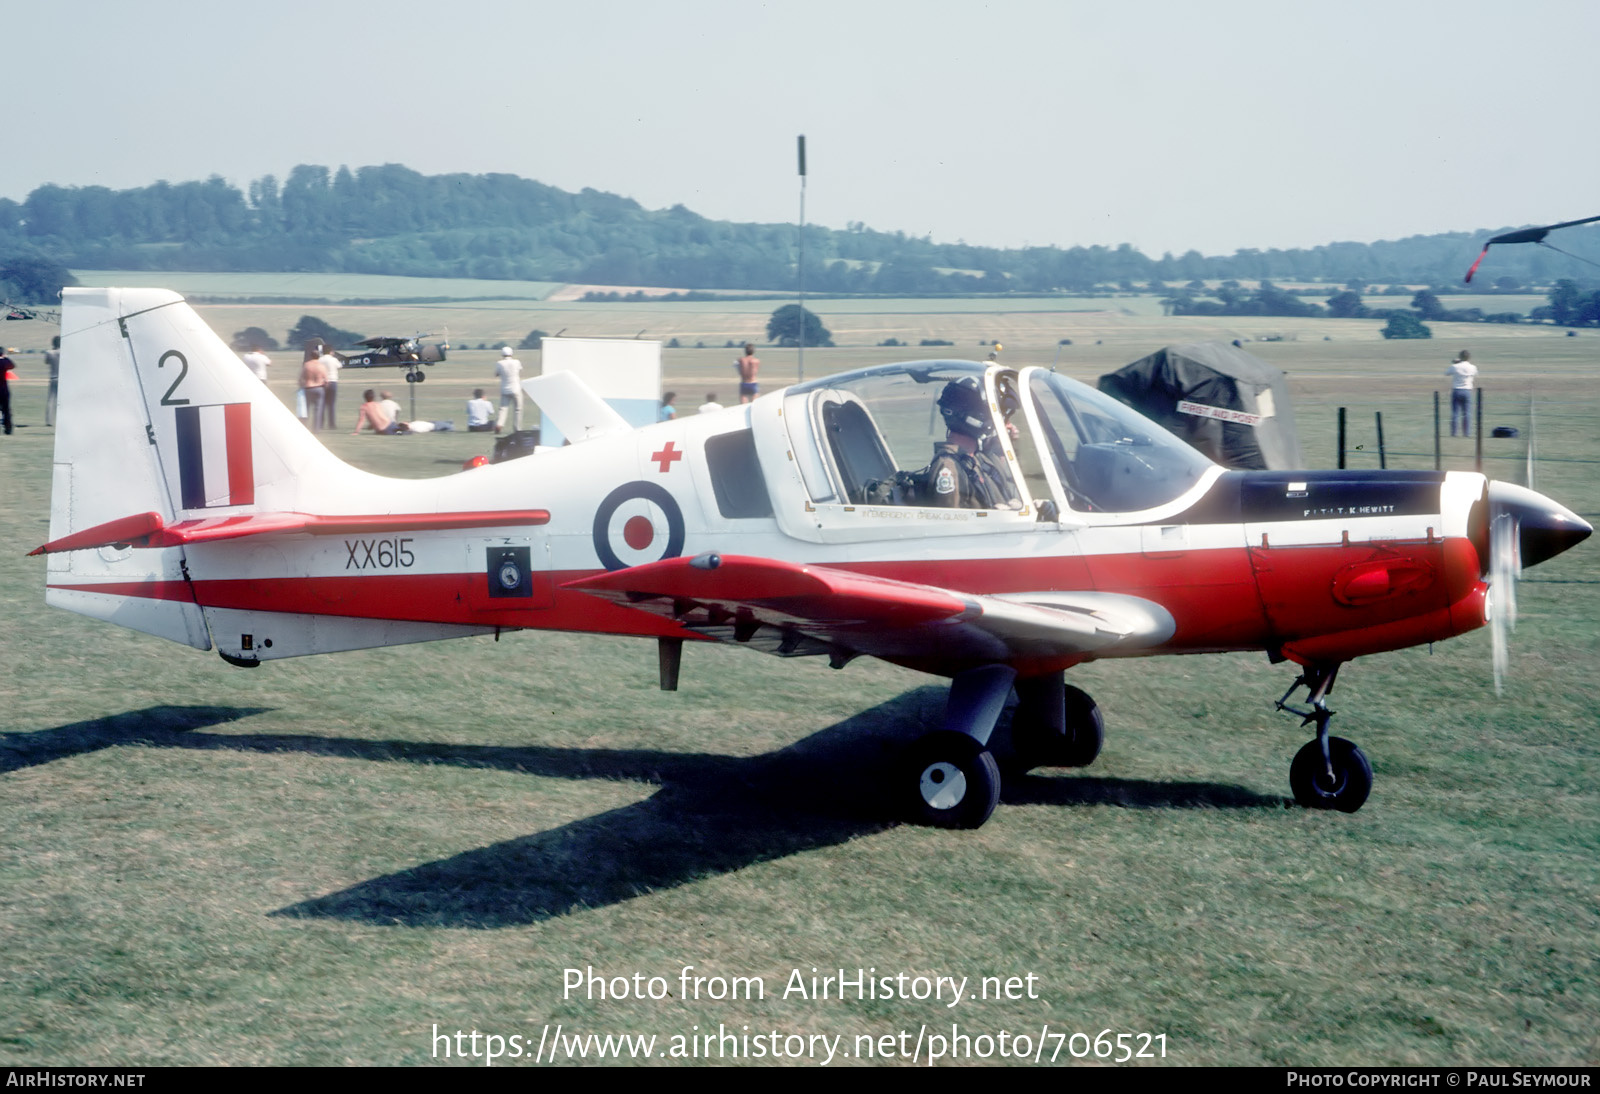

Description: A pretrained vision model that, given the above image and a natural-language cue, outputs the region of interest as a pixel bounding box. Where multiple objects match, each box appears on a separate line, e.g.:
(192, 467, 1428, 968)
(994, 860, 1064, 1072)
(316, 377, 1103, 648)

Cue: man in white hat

(495, 346, 524, 432)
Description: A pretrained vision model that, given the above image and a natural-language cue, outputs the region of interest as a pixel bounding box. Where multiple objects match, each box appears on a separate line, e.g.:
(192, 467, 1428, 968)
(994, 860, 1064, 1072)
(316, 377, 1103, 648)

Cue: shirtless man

(737, 343, 760, 403)
(298, 351, 328, 433)
(352, 389, 398, 434)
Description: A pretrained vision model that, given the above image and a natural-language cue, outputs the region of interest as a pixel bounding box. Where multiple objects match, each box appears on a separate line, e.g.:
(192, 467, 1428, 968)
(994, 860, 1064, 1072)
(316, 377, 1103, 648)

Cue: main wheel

(1012, 683, 1104, 770)
(1289, 737, 1373, 812)
(903, 731, 1001, 829)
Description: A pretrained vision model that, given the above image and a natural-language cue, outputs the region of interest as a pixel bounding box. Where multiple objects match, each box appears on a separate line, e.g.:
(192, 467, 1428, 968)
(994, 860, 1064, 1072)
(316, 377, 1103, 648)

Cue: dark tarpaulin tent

(1097, 342, 1304, 470)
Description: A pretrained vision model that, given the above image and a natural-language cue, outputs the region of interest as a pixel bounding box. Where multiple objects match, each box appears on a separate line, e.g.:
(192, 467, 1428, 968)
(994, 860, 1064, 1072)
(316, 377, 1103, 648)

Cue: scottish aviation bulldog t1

(33, 289, 1590, 828)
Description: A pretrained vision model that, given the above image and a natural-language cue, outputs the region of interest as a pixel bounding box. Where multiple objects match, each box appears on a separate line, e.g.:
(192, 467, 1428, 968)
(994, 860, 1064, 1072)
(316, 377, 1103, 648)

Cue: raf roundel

(592, 481, 686, 571)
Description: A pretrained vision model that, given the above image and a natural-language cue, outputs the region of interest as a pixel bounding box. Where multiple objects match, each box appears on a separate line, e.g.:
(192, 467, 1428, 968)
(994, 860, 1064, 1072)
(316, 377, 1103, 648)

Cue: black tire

(1289, 737, 1373, 813)
(1012, 683, 1104, 770)
(903, 731, 1001, 829)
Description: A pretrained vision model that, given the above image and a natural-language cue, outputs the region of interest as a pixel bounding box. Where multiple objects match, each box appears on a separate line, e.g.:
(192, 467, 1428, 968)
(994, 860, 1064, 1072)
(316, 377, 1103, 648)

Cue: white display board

(538, 337, 661, 445)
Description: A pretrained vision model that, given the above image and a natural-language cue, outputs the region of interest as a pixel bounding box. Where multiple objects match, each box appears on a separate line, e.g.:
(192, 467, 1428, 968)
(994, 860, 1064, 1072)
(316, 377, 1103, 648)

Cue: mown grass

(0, 314, 1595, 1066)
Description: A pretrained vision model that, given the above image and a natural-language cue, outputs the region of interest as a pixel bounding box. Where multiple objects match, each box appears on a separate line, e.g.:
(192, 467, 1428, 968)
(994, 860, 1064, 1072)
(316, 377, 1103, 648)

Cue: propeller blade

(1482, 480, 1592, 695)
(1488, 503, 1520, 696)
(1526, 398, 1536, 492)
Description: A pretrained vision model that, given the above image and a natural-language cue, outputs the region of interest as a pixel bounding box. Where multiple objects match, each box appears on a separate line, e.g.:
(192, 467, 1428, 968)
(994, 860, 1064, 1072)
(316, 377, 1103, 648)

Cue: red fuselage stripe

(47, 536, 1487, 658)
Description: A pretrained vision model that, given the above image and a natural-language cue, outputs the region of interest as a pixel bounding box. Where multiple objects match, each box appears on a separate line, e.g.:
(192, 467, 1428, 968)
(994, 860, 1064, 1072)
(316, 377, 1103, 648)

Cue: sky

(6, 0, 1599, 258)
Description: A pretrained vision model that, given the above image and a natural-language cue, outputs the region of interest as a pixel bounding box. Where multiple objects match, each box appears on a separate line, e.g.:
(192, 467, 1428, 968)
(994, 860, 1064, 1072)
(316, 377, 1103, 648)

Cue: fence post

(1440, 390, 1452, 467)
(1337, 406, 1346, 470)
(1475, 389, 1484, 471)
(1375, 411, 1387, 470)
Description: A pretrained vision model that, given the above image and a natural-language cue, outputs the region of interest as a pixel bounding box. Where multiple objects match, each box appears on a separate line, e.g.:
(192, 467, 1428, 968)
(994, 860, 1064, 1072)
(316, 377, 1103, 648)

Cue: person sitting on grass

(352, 389, 456, 435)
(353, 389, 400, 434)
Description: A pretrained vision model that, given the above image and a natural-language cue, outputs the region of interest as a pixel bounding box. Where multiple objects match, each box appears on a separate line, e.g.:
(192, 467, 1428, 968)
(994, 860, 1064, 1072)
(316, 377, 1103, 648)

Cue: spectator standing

(241, 345, 271, 385)
(495, 346, 524, 431)
(1447, 350, 1478, 437)
(319, 345, 342, 430)
(45, 336, 61, 425)
(736, 344, 761, 403)
(0, 347, 14, 435)
(299, 350, 328, 433)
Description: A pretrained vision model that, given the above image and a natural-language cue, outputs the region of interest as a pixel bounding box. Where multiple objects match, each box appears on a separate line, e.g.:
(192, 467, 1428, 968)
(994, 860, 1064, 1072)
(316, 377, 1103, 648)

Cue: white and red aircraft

(32, 288, 1591, 828)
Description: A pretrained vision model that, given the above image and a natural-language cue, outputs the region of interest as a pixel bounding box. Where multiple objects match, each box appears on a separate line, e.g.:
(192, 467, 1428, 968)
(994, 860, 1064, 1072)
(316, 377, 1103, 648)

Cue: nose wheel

(1289, 737, 1372, 812)
(1276, 663, 1373, 812)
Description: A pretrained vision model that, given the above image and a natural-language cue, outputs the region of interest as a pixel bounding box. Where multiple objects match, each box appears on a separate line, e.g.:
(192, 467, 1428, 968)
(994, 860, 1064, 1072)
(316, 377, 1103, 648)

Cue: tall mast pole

(797, 134, 806, 384)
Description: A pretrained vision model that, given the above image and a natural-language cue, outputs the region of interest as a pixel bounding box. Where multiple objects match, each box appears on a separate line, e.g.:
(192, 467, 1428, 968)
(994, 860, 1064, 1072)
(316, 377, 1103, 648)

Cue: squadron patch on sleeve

(935, 467, 956, 495)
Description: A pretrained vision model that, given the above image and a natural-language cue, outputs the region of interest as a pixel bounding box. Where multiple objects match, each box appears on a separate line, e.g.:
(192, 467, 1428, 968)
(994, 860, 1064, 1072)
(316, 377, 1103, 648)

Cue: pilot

(927, 377, 1009, 509)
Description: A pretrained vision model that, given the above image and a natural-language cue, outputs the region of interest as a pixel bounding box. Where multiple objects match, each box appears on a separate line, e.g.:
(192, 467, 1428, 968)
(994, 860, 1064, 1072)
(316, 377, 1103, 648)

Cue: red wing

(564, 554, 1174, 666)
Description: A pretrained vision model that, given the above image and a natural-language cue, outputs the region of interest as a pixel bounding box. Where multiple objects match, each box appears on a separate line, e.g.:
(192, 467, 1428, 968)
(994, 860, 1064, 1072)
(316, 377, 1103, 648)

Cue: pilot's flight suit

(927, 441, 1005, 509)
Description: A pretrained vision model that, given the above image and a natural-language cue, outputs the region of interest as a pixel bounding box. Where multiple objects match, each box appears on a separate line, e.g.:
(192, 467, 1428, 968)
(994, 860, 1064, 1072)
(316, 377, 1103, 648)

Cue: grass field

(0, 295, 1596, 1066)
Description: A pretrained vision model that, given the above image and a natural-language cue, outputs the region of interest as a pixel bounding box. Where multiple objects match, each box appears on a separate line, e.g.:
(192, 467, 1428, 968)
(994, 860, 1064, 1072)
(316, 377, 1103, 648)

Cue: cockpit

(771, 361, 1214, 526)
(744, 361, 1216, 543)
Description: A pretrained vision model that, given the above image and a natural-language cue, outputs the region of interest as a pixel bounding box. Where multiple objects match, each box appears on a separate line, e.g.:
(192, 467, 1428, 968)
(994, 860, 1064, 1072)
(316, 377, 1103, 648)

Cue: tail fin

(44, 288, 365, 647)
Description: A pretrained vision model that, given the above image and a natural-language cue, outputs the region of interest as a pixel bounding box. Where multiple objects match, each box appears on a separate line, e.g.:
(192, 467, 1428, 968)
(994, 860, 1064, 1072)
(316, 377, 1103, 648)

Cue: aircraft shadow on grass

(0, 705, 271, 774)
(5, 696, 1283, 928)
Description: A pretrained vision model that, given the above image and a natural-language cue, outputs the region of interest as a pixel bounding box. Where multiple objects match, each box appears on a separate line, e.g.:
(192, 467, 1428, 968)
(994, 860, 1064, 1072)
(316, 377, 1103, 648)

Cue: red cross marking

(652, 441, 683, 473)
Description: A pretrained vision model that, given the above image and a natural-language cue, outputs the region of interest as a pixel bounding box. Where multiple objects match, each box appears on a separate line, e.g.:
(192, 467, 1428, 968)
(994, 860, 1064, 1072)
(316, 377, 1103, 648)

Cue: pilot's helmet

(938, 376, 992, 439)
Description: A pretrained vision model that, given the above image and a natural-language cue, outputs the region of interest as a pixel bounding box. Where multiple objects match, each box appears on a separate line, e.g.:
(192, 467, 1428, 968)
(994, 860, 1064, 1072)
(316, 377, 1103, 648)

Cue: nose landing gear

(1276, 664, 1373, 812)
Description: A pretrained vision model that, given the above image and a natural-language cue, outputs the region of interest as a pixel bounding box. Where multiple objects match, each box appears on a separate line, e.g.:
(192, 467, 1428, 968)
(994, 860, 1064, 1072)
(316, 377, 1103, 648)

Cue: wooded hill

(2, 163, 1595, 293)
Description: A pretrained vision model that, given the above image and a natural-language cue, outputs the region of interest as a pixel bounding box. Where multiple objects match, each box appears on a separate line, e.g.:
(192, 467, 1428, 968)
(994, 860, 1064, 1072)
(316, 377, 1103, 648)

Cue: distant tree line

(1531, 279, 1600, 326)
(0, 256, 76, 303)
(4, 164, 1600, 295)
(1166, 280, 1566, 328)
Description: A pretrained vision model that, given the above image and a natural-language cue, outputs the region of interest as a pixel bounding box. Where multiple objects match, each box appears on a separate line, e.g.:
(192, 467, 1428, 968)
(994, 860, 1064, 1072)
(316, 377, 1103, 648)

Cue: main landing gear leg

(1276, 663, 1373, 813)
(903, 664, 1015, 829)
(1010, 671, 1104, 771)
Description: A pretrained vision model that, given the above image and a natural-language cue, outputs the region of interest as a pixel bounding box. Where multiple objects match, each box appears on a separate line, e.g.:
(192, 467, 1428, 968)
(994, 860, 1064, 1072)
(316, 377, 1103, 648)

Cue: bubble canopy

(786, 361, 1215, 516)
